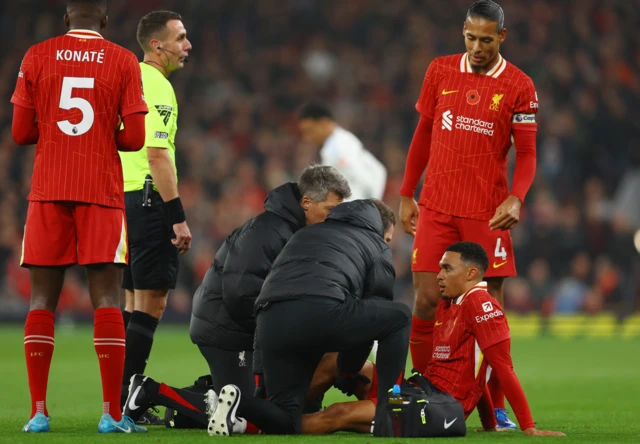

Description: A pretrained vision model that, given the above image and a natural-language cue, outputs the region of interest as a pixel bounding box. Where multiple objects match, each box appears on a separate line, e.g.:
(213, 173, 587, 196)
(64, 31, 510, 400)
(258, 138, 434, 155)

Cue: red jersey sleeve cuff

(120, 104, 149, 118)
(11, 95, 34, 109)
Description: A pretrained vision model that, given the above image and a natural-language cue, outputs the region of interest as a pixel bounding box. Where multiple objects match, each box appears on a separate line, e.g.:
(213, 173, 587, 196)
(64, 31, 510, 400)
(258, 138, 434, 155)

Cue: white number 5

(494, 238, 507, 261)
(57, 76, 95, 136)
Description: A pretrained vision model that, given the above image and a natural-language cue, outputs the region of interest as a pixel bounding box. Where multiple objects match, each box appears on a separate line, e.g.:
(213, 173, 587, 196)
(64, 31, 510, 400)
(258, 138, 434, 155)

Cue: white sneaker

(208, 384, 241, 437)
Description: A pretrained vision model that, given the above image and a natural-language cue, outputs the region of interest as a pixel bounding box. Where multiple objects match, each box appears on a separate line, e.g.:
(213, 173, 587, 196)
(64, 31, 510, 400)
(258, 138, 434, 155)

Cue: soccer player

(426, 242, 563, 436)
(118, 11, 192, 424)
(11, 0, 148, 433)
(399, 0, 538, 428)
(298, 101, 388, 200)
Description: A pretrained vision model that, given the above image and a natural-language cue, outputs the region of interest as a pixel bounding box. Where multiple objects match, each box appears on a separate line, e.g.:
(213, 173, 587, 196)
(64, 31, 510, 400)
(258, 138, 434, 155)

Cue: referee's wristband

(165, 197, 186, 225)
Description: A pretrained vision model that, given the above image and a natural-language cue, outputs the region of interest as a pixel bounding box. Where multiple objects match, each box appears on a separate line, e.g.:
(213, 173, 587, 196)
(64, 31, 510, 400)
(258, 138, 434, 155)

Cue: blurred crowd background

(0, 0, 639, 323)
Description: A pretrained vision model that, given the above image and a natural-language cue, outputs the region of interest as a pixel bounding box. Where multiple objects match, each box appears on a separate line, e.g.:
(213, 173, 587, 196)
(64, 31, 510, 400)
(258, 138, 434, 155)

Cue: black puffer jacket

(190, 183, 306, 350)
(256, 199, 395, 307)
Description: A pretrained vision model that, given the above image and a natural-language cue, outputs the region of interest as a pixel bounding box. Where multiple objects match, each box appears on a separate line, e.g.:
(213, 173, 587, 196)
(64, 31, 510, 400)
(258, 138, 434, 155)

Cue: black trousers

(198, 344, 255, 396)
(236, 296, 411, 434)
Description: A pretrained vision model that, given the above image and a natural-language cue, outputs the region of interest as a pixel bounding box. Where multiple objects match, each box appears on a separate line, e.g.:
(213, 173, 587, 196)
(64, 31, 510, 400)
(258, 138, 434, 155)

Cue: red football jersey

(416, 53, 538, 220)
(11, 30, 148, 208)
(426, 282, 510, 416)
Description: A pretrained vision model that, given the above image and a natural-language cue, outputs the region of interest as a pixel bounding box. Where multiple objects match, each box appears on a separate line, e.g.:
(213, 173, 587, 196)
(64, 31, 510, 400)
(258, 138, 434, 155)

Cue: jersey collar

(454, 281, 487, 304)
(66, 30, 103, 40)
(459, 53, 506, 78)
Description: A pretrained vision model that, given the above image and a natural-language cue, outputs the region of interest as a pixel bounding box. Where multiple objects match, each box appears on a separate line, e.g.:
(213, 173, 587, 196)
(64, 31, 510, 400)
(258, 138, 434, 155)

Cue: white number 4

(494, 238, 507, 261)
(57, 77, 95, 136)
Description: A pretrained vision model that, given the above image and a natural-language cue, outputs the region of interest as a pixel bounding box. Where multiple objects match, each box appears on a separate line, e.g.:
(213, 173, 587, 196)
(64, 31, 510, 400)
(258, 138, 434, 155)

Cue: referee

(118, 10, 192, 423)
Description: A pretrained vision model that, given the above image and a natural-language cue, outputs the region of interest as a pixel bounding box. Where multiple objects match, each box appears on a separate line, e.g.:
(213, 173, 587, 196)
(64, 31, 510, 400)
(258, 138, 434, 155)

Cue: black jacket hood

(264, 182, 306, 230)
(326, 199, 384, 237)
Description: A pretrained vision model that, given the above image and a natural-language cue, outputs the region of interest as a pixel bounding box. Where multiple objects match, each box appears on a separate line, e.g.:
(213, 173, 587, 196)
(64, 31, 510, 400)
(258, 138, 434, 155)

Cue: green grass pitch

(0, 325, 638, 443)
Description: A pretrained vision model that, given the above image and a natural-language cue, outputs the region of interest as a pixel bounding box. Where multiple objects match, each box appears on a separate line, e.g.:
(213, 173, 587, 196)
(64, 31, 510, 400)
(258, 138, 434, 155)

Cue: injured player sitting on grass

(123, 352, 378, 434)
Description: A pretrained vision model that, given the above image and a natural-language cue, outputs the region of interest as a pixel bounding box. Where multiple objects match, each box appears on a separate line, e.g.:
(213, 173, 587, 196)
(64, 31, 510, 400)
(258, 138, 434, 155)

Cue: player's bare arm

(488, 194, 521, 231)
(147, 147, 192, 254)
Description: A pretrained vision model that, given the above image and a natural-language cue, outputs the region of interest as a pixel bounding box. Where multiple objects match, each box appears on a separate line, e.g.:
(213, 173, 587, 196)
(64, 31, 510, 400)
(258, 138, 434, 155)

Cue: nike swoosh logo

(128, 385, 142, 411)
(444, 417, 458, 429)
(493, 261, 508, 269)
(435, 321, 443, 326)
(409, 340, 423, 344)
(441, 89, 458, 95)
(114, 424, 131, 433)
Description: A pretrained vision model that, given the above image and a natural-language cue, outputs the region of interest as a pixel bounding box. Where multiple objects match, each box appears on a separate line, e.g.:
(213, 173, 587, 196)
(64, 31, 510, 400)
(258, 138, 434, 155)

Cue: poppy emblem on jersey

(489, 93, 504, 111)
(466, 90, 480, 105)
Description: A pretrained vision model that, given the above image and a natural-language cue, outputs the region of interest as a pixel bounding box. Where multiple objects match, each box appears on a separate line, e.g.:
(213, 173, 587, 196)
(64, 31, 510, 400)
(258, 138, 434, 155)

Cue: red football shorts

(412, 206, 516, 277)
(21, 201, 128, 267)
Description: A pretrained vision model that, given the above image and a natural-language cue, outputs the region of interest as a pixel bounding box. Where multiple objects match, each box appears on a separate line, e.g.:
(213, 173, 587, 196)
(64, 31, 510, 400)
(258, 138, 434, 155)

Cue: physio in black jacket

(208, 199, 412, 436)
(189, 164, 351, 395)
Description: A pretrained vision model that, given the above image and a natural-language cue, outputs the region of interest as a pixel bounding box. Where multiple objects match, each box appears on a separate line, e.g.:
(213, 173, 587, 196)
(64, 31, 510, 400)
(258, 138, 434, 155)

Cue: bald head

(65, 0, 107, 32)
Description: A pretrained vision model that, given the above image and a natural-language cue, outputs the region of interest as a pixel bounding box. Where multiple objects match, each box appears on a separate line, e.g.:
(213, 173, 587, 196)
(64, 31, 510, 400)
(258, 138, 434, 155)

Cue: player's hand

(172, 221, 192, 255)
(333, 372, 371, 396)
(523, 428, 566, 436)
(399, 196, 419, 237)
(489, 195, 522, 231)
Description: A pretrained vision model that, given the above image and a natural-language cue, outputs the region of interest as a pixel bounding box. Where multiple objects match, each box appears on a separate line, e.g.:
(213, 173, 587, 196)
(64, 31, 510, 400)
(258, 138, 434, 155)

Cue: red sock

(94, 308, 126, 422)
(410, 316, 434, 374)
(488, 372, 505, 409)
(245, 421, 260, 434)
(24, 310, 55, 418)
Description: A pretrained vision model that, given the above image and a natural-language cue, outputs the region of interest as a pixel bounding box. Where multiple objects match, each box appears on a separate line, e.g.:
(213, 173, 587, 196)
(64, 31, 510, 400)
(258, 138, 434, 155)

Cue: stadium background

(0, 0, 639, 338)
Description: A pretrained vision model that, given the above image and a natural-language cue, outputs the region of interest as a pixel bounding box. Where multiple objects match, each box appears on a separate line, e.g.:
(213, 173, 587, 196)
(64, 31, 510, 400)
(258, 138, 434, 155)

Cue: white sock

(233, 417, 247, 434)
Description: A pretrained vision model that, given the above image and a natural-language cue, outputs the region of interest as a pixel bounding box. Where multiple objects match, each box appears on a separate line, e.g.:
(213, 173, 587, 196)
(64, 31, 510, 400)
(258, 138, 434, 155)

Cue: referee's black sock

(121, 310, 159, 407)
(122, 310, 132, 329)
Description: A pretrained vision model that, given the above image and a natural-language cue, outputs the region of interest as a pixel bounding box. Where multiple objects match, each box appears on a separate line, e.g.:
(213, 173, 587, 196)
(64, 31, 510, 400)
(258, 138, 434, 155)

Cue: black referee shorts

(122, 190, 179, 290)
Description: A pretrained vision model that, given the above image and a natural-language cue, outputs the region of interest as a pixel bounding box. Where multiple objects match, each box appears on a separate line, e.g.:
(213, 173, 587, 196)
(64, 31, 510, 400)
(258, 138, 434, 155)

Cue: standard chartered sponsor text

(455, 115, 494, 136)
(433, 345, 451, 359)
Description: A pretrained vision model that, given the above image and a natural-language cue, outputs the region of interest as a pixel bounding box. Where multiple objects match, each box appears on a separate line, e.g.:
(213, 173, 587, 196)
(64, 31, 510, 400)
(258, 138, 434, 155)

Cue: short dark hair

(137, 10, 182, 52)
(370, 199, 396, 232)
(298, 101, 333, 120)
(446, 242, 489, 275)
(466, 0, 505, 33)
(298, 165, 351, 202)
(67, 0, 106, 8)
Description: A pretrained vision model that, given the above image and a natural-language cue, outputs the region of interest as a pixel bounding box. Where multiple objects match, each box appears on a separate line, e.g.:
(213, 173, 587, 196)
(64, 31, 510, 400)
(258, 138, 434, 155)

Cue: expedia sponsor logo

(513, 113, 536, 124)
(475, 309, 504, 323)
(455, 115, 494, 136)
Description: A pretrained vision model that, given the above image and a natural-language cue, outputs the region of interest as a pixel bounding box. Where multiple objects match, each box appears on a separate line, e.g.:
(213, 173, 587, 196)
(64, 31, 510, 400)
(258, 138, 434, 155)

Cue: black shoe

(124, 374, 156, 423)
(136, 409, 165, 426)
